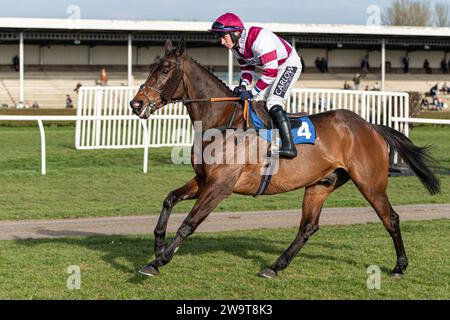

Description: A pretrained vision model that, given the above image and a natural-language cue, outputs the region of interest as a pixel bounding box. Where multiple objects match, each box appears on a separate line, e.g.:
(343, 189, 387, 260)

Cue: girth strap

(254, 155, 277, 197)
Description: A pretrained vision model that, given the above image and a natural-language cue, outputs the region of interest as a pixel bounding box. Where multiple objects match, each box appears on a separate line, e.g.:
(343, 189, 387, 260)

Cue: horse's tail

(374, 125, 441, 195)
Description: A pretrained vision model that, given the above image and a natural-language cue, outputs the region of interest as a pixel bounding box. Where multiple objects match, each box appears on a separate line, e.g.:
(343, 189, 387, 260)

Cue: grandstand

(0, 18, 449, 109)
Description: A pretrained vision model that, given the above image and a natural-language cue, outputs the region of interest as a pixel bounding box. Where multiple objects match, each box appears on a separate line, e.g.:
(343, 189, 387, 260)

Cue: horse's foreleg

(260, 172, 349, 278)
(154, 176, 202, 258)
(140, 176, 237, 277)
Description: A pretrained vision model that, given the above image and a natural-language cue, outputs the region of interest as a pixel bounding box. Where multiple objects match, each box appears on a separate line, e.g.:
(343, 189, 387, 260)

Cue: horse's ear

(175, 37, 185, 56)
(164, 39, 173, 55)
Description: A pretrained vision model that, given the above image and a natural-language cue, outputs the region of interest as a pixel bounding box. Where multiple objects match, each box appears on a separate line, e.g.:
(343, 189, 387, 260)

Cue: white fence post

(37, 119, 46, 176)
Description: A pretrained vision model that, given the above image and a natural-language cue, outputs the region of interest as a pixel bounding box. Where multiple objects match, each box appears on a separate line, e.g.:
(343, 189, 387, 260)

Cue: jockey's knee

(266, 97, 286, 111)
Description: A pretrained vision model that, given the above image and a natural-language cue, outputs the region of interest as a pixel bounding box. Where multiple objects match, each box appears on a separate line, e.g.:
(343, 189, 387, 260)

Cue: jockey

(209, 12, 302, 158)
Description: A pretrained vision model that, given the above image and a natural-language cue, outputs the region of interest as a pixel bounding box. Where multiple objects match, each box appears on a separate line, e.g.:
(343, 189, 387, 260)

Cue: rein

(172, 97, 248, 130)
(171, 97, 241, 104)
(138, 55, 250, 128)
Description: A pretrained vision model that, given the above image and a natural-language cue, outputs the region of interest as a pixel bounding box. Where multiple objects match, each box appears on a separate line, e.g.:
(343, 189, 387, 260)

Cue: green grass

(417, 110, 450, 120)
(0, 219, 448, 299)
(0, 125, 449, 220)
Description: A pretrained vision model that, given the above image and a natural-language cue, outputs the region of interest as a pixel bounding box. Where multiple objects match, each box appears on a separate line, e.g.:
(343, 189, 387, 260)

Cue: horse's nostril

(130, 100, 142, 110)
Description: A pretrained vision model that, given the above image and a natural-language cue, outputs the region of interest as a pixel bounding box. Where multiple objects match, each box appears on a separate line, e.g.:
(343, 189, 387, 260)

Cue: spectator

(385, 61, 392, 72)
(66, 95, 74, 109)
(423, 59, 432, 74)
(361, 55, 370, 74)
(315, 57, 322, 72)
(74, 82, 82, 94)
(352, 73, 361, 90)
(433, 97, 444, 110)
(12, 55, 19, 72)
(31, 101, 39, 109)
(442, 82, 449, 94)
(343, 81, 351, 90)
(441, 58, 449, 74)
(99, 68, 108, 86)
(402, 55, 410, 73)
(372, 82, 381, 91)
(420, 97, 429, 110)
(430, 83, 439, 98)
(320, 57, 328, 73)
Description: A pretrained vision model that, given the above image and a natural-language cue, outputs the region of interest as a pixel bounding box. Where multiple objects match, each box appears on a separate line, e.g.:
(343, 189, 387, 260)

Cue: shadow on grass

(13, 230, 362, 284)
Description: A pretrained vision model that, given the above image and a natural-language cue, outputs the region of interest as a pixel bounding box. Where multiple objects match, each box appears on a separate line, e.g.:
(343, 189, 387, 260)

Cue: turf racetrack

(0, 220, 448, 299)
(0, 124, 448, 299)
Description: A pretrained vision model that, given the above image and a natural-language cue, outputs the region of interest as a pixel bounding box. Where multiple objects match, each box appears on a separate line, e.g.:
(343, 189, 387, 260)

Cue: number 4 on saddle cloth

(245, 100, 316, 145)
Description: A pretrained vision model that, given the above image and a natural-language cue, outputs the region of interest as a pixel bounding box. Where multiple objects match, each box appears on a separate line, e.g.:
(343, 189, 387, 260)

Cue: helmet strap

(230, 32, 241, 48)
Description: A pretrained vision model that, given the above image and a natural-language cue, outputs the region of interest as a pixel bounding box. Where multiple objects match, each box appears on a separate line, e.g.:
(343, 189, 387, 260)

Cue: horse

(129, 39, 440, 278)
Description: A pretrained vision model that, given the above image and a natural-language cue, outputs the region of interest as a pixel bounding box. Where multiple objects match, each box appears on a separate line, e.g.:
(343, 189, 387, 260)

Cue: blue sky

(1, 0, 448, 25)
(0, 0, 396, 24)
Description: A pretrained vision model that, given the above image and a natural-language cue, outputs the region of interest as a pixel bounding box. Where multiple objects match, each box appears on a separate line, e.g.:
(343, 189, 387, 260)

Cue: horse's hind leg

(349, 169, 408, 276)
(154, 176, 202, 258)
(260, 170, 349, 278)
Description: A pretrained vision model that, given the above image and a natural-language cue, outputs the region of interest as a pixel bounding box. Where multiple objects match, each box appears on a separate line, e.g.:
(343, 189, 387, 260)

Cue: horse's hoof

(258, 268, 277, 278)
(390, 265, 406, 278)
(139, 264, 159, 277)
(390, 271, 404, 278)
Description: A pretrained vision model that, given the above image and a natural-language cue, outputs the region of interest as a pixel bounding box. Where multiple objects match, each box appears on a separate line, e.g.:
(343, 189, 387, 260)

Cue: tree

(383, 0, 450, 27)
(382, 0, 432, 26)
(434, 1, 450, 27)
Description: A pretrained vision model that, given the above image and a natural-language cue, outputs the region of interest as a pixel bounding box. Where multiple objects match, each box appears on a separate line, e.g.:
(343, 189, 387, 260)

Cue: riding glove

(233, 85, 253, 101)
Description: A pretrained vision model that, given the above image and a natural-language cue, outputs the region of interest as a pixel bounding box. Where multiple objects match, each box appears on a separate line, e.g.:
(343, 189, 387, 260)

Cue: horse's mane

(185, 54, 232, 93)
(150, 50, 233, 93)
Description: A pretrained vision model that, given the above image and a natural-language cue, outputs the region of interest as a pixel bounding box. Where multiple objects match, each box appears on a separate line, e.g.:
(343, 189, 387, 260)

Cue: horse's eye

(162, 68, 169, 74)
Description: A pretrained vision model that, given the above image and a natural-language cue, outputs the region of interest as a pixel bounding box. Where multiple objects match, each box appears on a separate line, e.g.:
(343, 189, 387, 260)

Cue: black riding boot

(269, 105, 297, 158)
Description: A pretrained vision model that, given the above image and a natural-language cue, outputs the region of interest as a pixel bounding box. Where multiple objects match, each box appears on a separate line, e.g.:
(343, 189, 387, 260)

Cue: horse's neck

(183, 57, 243, 130)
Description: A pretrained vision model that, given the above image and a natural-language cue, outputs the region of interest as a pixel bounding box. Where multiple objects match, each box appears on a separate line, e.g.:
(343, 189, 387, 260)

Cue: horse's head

(130, 39, 185, 119)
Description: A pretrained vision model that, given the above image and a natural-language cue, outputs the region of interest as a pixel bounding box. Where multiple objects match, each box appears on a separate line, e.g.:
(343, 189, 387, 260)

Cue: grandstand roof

(0, 17, 449, 38)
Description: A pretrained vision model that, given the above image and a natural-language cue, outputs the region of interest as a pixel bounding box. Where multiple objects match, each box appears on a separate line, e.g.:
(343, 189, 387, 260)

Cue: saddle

(245, 100, 307, 130)
(243, 100, 315, 145)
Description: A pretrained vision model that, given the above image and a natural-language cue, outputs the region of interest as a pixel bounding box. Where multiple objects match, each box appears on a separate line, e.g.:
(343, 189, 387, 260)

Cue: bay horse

(129, 39, 440, 278)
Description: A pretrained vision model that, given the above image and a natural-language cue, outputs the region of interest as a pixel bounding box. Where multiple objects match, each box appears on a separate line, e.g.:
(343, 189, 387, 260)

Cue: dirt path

(0, 204, 449, 240)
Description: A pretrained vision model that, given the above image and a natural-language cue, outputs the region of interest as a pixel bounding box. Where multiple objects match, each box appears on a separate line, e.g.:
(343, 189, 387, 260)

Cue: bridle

(138, 56, 184, 113)
(137, 54, 243, 129)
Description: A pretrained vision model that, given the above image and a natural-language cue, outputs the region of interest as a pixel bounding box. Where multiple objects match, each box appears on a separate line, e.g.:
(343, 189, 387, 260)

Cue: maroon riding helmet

(209, 12, 244, 45)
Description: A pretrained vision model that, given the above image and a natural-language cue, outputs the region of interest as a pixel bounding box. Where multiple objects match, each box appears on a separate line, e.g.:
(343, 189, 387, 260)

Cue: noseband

(139, 57, 183, 111)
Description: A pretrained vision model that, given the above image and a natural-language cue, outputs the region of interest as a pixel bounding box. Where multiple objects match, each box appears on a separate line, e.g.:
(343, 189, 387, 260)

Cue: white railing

(0, 87, 419, 175)
(0, 115, 150, 175)
(75, 87, 411, 150)
(76, 86, 191, 150)
(392, 117, 450, 125)
(288, 88, 410, 137)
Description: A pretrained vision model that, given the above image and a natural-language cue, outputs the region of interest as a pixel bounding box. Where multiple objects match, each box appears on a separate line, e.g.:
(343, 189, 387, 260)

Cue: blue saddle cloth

(248, 101, 316, 145)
